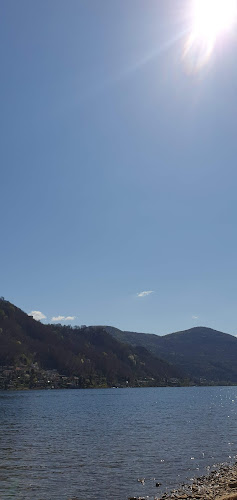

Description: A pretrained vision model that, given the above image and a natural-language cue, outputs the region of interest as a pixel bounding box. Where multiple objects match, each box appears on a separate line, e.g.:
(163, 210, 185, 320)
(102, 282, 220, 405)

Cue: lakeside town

(0, 363, 185, 391)
(0, 363, 85, 390)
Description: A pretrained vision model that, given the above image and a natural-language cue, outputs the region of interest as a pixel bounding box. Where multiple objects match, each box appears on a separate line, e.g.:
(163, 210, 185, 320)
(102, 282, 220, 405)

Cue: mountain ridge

(1, 297, 237, 388)
(0, 298, 182, 389)
(106, 325, 237, 385)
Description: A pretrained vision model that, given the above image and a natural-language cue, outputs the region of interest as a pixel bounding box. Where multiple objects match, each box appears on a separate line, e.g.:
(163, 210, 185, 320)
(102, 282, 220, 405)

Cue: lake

(0, 386, 237, 499)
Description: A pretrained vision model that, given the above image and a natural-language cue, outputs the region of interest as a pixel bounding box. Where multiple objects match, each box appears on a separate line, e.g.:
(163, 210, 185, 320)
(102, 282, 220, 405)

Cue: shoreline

(156, 463, 237, 500)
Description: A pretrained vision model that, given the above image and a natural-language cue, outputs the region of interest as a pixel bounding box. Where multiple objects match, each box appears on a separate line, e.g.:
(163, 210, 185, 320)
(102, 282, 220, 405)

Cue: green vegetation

(1, 297, 236, 389)
(0, 298, 182, 389)
(107, 326, 237, 385)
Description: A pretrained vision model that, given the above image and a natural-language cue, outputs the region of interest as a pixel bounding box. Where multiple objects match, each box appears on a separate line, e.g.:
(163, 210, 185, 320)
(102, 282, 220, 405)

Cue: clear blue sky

(1, 0, 237, 335)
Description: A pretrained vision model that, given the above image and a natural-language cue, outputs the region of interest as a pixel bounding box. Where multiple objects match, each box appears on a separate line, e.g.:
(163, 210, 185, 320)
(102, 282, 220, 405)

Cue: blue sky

(1, 0, 237, 335)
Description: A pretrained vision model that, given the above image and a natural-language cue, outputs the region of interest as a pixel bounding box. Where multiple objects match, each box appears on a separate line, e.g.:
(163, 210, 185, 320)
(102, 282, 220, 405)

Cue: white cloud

(51, 315, 76, 322)
(137, 291, 154, 297)
(51, 315, 65, 322)
(192, 315, 199, 320)
(29, 311, 46, 321)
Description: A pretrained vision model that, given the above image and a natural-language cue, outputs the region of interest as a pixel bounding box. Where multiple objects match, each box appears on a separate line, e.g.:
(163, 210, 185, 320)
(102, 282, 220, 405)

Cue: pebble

(156, 463, 237, 500)
(129, 463, 237, 500)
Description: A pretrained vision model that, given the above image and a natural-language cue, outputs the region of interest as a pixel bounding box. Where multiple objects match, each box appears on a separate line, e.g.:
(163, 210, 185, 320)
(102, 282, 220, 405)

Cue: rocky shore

(158, 463, 237, 500)
(129, 463, 237, 500)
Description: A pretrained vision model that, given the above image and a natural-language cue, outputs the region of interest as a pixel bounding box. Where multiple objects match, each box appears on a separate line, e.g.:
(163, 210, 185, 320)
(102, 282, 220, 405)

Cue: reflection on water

(0, 387, 237, 500)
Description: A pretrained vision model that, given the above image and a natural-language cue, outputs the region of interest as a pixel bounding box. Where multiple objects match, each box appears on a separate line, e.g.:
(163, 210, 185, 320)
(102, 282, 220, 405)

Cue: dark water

(0, 387, 237, 500)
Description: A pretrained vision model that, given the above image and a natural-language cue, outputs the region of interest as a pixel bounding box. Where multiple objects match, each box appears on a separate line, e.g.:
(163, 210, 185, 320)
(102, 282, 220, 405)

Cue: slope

(0, 298, 181, 388)
(107, 326, 237, 384)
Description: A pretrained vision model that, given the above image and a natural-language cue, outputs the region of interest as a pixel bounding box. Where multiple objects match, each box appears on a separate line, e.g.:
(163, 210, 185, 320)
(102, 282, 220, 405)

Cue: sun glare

(193, 0, 236, 40)
(184, 0, 237, 71)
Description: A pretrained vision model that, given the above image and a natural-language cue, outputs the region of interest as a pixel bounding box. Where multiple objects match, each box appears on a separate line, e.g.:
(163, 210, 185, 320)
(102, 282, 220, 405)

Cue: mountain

(2, 297, 236, 387)
(106, 326, 237, 385)
(0, 298, 181, 389)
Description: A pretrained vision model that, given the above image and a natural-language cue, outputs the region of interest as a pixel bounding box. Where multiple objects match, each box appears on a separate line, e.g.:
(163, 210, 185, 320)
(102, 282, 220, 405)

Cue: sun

(192, 0, 236, 42)
(184, 0, 237, 70)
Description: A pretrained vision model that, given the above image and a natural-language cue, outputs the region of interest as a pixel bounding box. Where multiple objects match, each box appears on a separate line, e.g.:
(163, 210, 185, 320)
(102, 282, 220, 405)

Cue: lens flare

(184, 0, 237, 71)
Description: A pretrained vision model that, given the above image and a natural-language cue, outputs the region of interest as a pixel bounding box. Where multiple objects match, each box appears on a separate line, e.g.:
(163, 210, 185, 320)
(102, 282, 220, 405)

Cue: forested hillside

(0, 298, 181, 389)
(2, 297, 236, 389)
(107, 326, 237, 385)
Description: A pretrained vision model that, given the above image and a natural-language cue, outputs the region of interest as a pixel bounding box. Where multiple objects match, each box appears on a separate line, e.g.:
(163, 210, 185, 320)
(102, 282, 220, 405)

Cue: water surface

(0, 386, 237, 499)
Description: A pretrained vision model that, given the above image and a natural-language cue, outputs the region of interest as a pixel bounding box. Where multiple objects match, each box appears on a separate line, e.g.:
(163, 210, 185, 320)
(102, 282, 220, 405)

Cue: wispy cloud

(137, 291, 154, 298)
(29, 311, 46, 321)
(192, 315, 199, 320)
(51, 315, 65, 322)
(51, 315, 76, 322)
